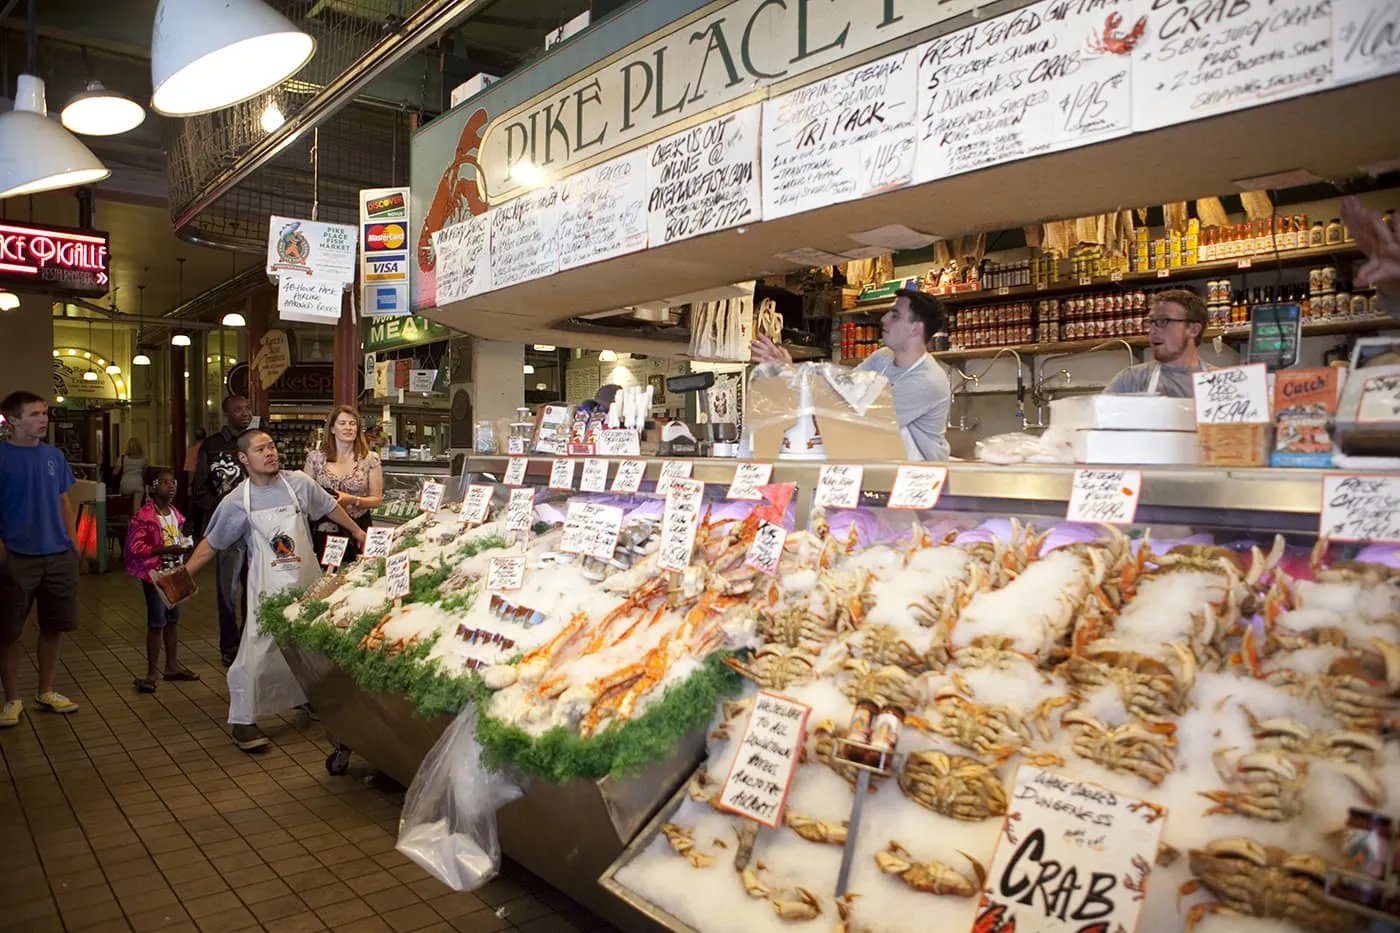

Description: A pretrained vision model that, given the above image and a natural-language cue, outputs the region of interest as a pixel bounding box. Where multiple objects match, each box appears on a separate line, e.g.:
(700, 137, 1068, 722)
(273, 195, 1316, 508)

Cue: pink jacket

(124, 502, 185, 581)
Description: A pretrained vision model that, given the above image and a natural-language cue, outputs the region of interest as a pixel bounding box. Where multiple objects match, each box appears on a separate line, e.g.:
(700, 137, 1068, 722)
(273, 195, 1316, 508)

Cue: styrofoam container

(1051, 394, 1196, 432)
(1072, 429, 1200, 464)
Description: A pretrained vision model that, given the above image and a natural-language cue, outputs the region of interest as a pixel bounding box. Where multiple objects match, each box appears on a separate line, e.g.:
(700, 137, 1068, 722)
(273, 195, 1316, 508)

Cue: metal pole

(833, 769, 870, 897)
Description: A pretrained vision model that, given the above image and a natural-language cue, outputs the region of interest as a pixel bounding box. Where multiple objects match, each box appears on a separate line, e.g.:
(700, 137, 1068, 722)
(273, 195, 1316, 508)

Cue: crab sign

(1087, 12, 1149, 56)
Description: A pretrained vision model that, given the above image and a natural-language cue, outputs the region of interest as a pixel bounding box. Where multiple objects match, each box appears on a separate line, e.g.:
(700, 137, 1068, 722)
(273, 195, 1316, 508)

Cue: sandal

(133, 678, 157, 694)
(162, 668, 201, 682)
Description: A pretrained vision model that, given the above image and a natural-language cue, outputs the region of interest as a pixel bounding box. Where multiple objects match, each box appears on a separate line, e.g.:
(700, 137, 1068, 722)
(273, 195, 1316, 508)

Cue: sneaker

(296, 703, 319, 722)
(220, 652, 237, 669)
(34, 692, 78, 714)
(0, 699, 21, 728)
(231, 724, 269, 752)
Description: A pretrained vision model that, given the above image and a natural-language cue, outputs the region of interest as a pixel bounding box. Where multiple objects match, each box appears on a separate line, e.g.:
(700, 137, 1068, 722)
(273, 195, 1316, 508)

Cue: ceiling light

(83, 352, 91, 359)
(51, 349, 58, 357)
(171, 333, 191, 346)
(598, 349, 618, 362)
(106, 362, 121, 375)
(55, 395, 64, 403)
(522, 364, 535, 374)
(96, 358, 105, 366)
(82, 370, 98, 382)
(67, 348, 76, 356)
(228, 357, 236, 364)
(259, 102, 284, 133)
(61, 79, 146, 136)
(532, 344, 555, 351)
(0, 292, 19, 311)
(132, 350, 152, 366)
(183, 370, 190, 378)
(221, 311, 246, 327)
(535, 383, 547, 390)
(118, 393, 127, 401)
(0, 75, 110, 197)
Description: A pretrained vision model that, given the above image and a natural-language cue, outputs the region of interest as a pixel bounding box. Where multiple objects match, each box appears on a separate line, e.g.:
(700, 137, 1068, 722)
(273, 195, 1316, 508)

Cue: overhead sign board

(361, 187, 411, 318)
(0, 222, 110, 297)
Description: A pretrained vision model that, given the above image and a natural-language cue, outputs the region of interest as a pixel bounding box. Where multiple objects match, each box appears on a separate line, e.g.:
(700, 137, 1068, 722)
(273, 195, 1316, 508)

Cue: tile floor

(0, 571, 621, 933)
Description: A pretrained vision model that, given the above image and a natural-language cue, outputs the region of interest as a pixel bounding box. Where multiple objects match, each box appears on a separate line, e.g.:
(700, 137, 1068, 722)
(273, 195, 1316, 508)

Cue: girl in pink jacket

(124, 469, 199, 692)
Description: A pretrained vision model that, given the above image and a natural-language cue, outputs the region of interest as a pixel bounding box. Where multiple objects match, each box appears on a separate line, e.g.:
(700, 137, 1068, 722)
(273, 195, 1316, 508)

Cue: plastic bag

(395, 706, 525, 891)
(974, 428, 1075, 464)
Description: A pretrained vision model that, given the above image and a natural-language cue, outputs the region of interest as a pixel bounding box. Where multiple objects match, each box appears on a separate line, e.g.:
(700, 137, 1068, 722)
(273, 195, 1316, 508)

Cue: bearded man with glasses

(1105, 289, 1211, 397)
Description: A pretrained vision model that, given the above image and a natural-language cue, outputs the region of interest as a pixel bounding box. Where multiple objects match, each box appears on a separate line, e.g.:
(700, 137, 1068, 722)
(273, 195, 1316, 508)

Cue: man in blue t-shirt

(0, 391, 81, 727)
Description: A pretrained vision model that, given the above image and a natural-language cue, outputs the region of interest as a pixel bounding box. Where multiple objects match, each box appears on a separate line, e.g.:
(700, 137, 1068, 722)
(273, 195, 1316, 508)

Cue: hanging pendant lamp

(62, 79, 146, 136)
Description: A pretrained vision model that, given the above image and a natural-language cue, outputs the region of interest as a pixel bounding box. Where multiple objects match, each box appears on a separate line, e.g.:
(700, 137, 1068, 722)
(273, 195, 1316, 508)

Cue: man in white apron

(1105, 289, 1211, 397)
(181, 430, 367, 750)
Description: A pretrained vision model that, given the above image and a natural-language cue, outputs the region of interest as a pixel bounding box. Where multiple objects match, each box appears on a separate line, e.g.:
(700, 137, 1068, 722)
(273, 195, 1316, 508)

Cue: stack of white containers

(1049, 395, 1199, 464)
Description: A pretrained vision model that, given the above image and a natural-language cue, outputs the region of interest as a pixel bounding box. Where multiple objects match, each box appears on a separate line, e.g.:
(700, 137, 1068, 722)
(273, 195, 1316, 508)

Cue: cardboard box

(1198, 422, 1272, 466)
(1073, 429, 1199, 464)
(1052, 395, 1196, 432)
(747, 365, 905, 462)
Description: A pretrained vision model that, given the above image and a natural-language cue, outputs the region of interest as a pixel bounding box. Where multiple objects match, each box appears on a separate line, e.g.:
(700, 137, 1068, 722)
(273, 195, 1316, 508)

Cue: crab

(907, 695, 1029, 758)
(1061, 710, 1176, 785)
(874, 842, 986, 897)
(951, 635, 1038, 672)
(1065, 641, 1196, 723)
(784, 812, 847, 845)
(836, 659, 926, 708)
(771, 887, 823, 921)
(809, 720, 866, 788)
(911, 565, 986, 665)
(758, 604, 842, 653)
(1242, 708, 1384, 765)
(1180, 837, 1356, 933)
(723, 644, 818, 691)
(661, 823, 715, 868)
(898, 751, 1008, 821)
(1200, 748, 1307, 821)
(810, 568, 877, 632)
(1263, 654, 1400, 733)
(850, 624, 929, 674)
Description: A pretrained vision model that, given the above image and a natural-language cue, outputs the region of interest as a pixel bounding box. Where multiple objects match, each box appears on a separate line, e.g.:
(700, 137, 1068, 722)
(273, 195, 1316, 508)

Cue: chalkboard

(557, 150, 649, 271)
(646, 105, 762, 247)
(490, 186, 560, 289)
(432, 213, 491, 304)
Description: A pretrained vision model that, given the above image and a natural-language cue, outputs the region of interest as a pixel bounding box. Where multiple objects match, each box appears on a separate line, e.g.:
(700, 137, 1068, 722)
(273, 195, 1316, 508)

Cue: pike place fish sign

(0, 222, 110, 297)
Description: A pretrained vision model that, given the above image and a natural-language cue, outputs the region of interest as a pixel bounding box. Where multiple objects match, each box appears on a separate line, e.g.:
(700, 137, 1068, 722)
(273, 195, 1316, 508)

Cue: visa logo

(371, 261, 400, 274)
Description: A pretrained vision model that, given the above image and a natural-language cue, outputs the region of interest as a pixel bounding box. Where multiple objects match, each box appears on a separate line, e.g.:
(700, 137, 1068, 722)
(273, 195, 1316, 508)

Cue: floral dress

(303, 450, 380, 560)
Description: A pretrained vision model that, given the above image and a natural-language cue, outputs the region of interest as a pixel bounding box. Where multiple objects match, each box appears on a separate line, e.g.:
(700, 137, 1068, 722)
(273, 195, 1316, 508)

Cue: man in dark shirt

(193, 395, 253, 667)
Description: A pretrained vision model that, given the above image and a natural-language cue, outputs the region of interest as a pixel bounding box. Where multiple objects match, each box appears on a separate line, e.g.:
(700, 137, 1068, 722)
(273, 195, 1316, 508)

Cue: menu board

(762, 48, 920, 220)
(1333, 0, 1400, 87)
(557, 150, 648, 270)
(490, 186, 560, 289)
(1131, 0, 1333, 131)
(431, 213, 491, 303)
(914, 0, 1134, 184)
(646, 105, 762, 246)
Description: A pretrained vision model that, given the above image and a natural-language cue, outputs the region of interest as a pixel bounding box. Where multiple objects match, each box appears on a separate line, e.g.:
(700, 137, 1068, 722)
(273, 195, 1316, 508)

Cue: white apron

(1144, 361, 1212, 396)
(227, 475, 317, 724)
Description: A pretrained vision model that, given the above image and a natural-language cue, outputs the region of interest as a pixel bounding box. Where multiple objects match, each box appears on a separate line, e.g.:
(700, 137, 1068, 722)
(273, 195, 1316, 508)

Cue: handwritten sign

(726, 462, 773, 501)
(557, 150, 648, 270)
(657, 477, 705, 573)
(974, 765, 1166, 933)
(1334, 0, 1400, 87)
(419, 480, 445, 513)
(888, 465, 948, 510)
(598, 428, 641, 457)
(385, 552, 412, 601)
(1192, 363, 1270, 424)
(762, 48, 919, 220)
(408, 369, 437, 393)
(655, 460, 695, 496)
(1320, 474, 1400, 543)
(431, 213, 491, 303)
(579, 458, 609, 493)
(814, 464, 864, 509)
(276, 275, 344, 325)
(459, 484, 493, 525)
(486, 557, 526, 591)
(505, 486, 536, 533)
(1356, 373, 1400, 423)
(559, 501, 624, 559)
(744, 520, 788, 576)
(612, 459, 647, 493)
(363, 527, 392, 560)
(320, 535, 348, 568)
(548, 458, 577, 491)
(489, 186, 560, 289)
(717, 691, 811, 828)
(507, 436, 527, 455)
(1067, 469, 1142, 525)
(646, 105, 762, 246)
(503, 457, 529, 486)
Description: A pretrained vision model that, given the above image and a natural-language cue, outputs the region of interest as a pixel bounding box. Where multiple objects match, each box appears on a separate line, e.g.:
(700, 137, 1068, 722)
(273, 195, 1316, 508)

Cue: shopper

(115, 437, 148, 501)
(1343, 197, 1400, 316)
(1103, 289, 1210, 397)
(0, 390, 81, 727)
(193, 396, 253, 667)
(124, 469, 198, 693)
(183, 428, 207, 531)
(180, 428, 366, 751)
(751, 289, 952, 460)
(303, 405, 382, 563)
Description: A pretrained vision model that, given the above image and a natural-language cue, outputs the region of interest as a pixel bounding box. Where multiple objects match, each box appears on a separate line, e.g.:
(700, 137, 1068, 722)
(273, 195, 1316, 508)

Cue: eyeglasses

(1146, 316, 1190, 330)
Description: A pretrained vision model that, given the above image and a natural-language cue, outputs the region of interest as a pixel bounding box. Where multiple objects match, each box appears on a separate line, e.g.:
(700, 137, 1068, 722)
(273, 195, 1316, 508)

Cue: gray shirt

(857, 348, 951, 461)
(205, 471, 336, 551)
(1104, 361, 1206, 398)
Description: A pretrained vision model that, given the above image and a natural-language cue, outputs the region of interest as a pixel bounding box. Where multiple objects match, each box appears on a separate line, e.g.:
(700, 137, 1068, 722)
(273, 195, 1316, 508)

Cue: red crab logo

(417, 107, 490, 274)
(973, 901, 1016, 933)
(1087, 12, 1148, 55)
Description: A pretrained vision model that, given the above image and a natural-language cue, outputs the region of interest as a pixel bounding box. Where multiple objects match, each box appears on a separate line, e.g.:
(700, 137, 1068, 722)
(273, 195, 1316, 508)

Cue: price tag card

(717, 691, 811, 828)
(814, 464, 864, 509)
(888, 465, 948, 511)
(1192, 363, 1271, 424)
(1356, 373, 1400, 423)
(559, 501, 624, 559)
(507, 436, 527, 455)
(320, 535, 348, 568)
(611, 459, 647, 493)
(598, 429, 641, 457)
(655, 460, 694, 496)
(505, 486, 536, 533)
(657, 477, 705, 573)
(726, 462, 773, 501)
(579, 458, 609, 493)
(486, 557, 526, 591)
(419, 480, 445, 513)
(503, 457, 529, 486)
(1321, 474, 1400, 543)
(973, 766, 1166, 933)
(744, 520, 788, 576)
(1066, 469, 1142, 525)
(363, 527, 392, 559)
(548, 458, 577, 491)
(459, 484, 493, 525)
(385, 552, 412, 601)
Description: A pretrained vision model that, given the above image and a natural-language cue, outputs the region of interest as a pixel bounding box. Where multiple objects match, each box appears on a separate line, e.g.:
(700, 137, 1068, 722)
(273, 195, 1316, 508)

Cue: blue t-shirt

(0, 442, 76, 556)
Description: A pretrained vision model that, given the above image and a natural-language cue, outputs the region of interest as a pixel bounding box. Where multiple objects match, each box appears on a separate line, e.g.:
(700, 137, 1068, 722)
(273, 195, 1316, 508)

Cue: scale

(1246, 302, 1303, 370)
(663, 372, 718, 456)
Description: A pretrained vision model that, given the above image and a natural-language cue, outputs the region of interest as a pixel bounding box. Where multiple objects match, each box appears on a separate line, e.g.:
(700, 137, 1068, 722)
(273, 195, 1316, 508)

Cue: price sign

(320, 535, 348, 568)
(507, 436, 527, 455)
(1036, 282, 1048, 291)
(486, 557, 526, 591)
(814, 464, 864, 509)
(726, 462, 773, 501)
(580, 458, 609, 493)
(1066, 469, 1142, 525)
(363, 527, 392, 559)
(611, 459, 647, 493)
(460, 484, 493, 525)
(744, 520, 787, 576)
(503, 457, 529, 486)
(1078, 276, 1092, 286)
(1156, 268, 1170, 278)
(1356, 373, 1400, 423)
(888, 465, 948, 511)
(1320, 474, 1400, 543)
(997, 286, 1010, 296)
(974, 766, 1166, 933)
(717, 691, 811, 828)
(505, 486, 535, 533)
(1110, 271, 1124, 282)
(549, 458, 578, 490)
(419, 480, 445, 513)
(1192, 363, 1271, 424)
(657, 477, 705, 573)
(560, 501, 624, 559)
(385, 552, 412, 601)
(1238, 257, 1253, 269)
(655, 460, 695, 496)
(598, 429, 641, 457)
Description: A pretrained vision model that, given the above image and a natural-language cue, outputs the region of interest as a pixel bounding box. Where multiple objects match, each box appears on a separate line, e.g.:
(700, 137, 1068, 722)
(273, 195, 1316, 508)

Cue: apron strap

(1146, 364, 1162, 394)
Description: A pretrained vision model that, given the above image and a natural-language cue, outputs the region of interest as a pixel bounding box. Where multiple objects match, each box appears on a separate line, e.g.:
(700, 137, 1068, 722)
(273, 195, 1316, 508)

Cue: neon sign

(0, 222, 110, 297)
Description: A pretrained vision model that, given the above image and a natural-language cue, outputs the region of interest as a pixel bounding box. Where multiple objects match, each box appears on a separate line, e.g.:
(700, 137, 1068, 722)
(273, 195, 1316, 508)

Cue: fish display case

(372, 457, 457, 524)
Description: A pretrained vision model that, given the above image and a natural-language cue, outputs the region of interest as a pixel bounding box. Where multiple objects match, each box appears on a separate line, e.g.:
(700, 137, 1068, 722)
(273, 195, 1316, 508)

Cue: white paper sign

(1320, 474, 1400, 543)
(557, 150, 649, 270)
(431, 213, 492, 303)
(560, 501, 624, 559)
(647, 105, 762, 246)
(486, 557, 526, 591)
(974, 766, 1166, 933)
(727, 462, 773, 501)
(1333, 0, 1400, 88)
(507, 436, 527, 455)
(363, 527, 392, 559)
(320, 535, 348, 568)
(888, 464, 949, 511)
(408, 369, 437, 393)
(266, 216, 358, 283)
(657, 478, 706, 573)
(1192, 363, 1271, 424)
(1067, 469, 1142, 525)
(504, 457, 529, 486)
(744, 520, 788, 576)
(418, 481, 446, 513)
(385, 552, 412, 601)
(612, 459, 647, 493)
(459, 484, 493, 524)
(598, 429, 642, 457)
(490, 186, 561, 289)
(655, 460, 695, 496)
(548, 458, 577, 491)
(580, 458, 609, 493)
(717, 691, 811, 828)
(276, 275, 344, 325)
(814, 464, 864, 509)
(505, 486, 536, 533)
(1356, 373, 1400, 423)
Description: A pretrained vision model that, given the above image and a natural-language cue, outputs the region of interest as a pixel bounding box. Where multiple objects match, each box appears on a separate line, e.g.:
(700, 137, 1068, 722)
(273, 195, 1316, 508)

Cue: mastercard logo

(365, 223, 406, 251)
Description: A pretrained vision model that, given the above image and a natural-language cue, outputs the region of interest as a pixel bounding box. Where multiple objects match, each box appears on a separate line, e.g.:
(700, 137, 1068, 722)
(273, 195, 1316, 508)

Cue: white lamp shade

(0, 76, 111, 198)
(0, 292, 19, 311)
(82, 370, 98, 382)
(151, 0, 316, 116)
(171, 333, 191, 347)
(132, 351, 152, 366)
(61, 81, 146, 136)
(221, 311, 247, 327)
(105, 363, 121, 374)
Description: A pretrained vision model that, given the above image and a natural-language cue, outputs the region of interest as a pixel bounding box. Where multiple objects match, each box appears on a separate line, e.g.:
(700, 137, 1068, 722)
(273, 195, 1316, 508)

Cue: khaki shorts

(0, 549, 80, 644)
